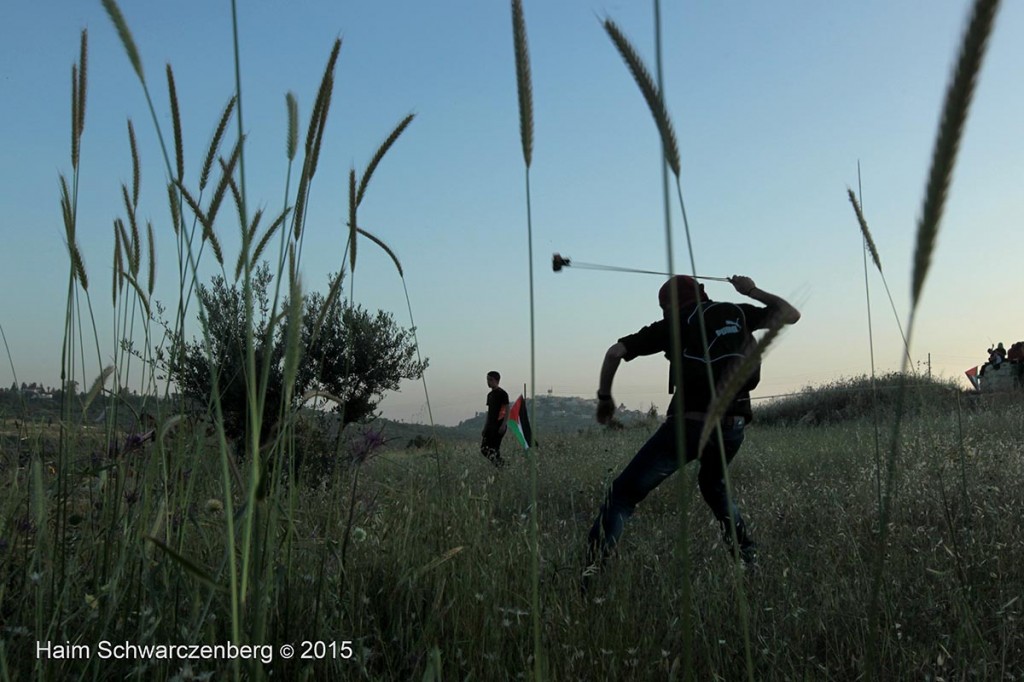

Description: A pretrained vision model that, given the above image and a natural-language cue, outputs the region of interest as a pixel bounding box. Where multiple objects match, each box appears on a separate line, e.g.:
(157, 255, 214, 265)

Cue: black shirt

(618, 302, 770, 419)
(485, 387, 510, 433)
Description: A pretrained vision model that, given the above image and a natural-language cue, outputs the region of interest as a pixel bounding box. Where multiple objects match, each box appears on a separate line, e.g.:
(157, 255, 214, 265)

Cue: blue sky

(1, 2, 1021, 425)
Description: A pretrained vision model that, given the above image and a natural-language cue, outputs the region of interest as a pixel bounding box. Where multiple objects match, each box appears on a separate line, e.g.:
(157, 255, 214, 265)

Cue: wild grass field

(1, 0, 1012, 679)
(2, 382, 1022, 680)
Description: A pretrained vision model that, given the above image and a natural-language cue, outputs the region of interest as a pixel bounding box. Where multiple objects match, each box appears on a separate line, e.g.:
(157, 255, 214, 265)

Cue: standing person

(587, 274, 800, 567)
(481, 371, 510, 467)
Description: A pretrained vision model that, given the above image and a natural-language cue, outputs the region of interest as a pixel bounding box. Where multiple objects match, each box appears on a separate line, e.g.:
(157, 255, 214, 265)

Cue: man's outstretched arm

(596, 342, 627, 424)
(729, 275, 801, 326)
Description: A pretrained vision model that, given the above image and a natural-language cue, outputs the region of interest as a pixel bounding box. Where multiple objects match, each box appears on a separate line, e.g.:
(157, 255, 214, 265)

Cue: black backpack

(667, 301, 760, 411)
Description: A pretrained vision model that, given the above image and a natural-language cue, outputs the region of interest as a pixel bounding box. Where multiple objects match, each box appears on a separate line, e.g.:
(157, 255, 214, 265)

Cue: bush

(168, 262, 427, 457)
(754, 372, 963, 427)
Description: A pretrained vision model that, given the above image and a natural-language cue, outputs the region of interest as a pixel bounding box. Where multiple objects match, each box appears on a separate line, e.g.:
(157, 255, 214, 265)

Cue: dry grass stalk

(511, 0, 533, 168)
(286, 92, 298, 161)
(292, 41, 340, 242)
(59, 175, 73, 241)
(603, 18, 680, 177)
(166, 181, 181, 237)
(354, 225, 403, 277)
(205, 137, 243, 229)
(698, 319, 785, 453)
(234, 208, 264, 281)
(348, 169, 357, 272)
(314, 270, 344, 343)
(175, 183, 206, 229)
(912, 0, 1000, 308)
(166, 65, 184, 181)
(847, 188, 881, 272)
(281, 272, 305, 405)
(120, 272, 152, 317)
(128, 120, 140, 207)
(77, 29, 87, 140)
(115, 218, 131, 273)
(292, 178, 309, 241)
(101, 0, 144, 83)
(247, 208, 263, 245)
(309, 74, 333, 182)
(200, 96, 237, 192)
(305, 39, 341, 174)
(112, 223, 123, 305)
(356, 113, 415, 208)
(82, 365, 115, 413)
(224, 165, 245, 233)
(69, 242, 89, 292)
(71, 66, 80, 171)
(250, 207, 291, 268)
(121, 184, 140, 276)
(146, 221, 156, 295)
(866, 6, 1000, 673)
(174, 180, 224, 266)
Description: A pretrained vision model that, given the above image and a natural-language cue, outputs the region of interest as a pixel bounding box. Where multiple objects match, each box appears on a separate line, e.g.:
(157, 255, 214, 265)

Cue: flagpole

(523, 382, 529, 448)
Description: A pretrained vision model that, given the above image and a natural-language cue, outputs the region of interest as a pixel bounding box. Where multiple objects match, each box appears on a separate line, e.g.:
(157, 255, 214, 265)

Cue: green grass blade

(146, 536, 225, 593)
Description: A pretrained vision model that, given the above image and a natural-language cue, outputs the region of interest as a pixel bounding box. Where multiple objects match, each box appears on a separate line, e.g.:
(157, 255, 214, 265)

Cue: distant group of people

(981, 341, 1024, 375)
(979, 341, 1024, 384)
(987, 342, 1007, 367)
(480, 272, 801, 581)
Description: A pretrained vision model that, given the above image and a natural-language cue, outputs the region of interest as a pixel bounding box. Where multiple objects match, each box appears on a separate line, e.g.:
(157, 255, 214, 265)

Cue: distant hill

(0, 387, 657, 452)
(375, 394, 657, 448)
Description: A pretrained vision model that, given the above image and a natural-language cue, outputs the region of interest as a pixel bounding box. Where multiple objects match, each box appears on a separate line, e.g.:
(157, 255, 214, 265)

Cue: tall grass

(6, 0, 420, 678)
(509, 0, 545, 677)
(866, 0, 1001, 677)
(0, 1, 1010, 679)
(601, 9, 779, 679)
(7, 382, 1022, 678)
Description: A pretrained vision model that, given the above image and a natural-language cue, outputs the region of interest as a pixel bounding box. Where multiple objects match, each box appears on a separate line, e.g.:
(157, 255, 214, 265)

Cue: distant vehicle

(966, 341, 1024, 392)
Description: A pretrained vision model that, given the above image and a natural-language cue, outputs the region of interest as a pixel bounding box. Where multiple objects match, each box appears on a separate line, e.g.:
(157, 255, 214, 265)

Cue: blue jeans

(588, 417, 753, 561)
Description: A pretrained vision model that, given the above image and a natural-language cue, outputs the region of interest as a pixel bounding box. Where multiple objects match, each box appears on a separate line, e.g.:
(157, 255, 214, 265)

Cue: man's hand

(729, 275, 756, 296)
(596, 396, 616, 424)
(729, 275, 801, 325)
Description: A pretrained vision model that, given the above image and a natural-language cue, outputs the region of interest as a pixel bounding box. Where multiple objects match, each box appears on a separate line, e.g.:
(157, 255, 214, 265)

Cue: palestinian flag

(965, 366, 980, 390)
(509, 394, 535, 449)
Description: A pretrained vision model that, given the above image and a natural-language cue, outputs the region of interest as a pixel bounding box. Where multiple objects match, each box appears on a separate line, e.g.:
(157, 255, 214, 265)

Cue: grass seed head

(512, 0, 534, 168)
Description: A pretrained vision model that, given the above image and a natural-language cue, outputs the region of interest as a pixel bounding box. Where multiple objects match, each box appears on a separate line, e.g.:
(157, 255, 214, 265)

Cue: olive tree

(169, 263, 426, 455)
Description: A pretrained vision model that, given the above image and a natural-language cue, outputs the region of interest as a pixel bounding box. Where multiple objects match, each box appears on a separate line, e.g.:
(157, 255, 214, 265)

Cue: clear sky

(1, 2, 1022, 426)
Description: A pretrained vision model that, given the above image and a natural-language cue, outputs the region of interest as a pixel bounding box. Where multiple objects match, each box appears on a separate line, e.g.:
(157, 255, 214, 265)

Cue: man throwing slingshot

(587, 274, 800, 568)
